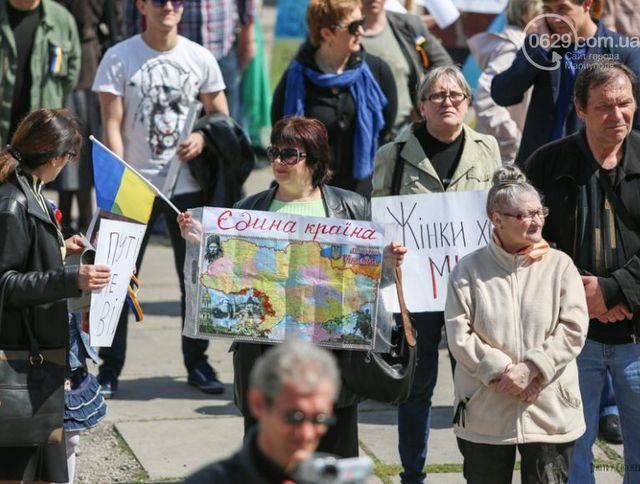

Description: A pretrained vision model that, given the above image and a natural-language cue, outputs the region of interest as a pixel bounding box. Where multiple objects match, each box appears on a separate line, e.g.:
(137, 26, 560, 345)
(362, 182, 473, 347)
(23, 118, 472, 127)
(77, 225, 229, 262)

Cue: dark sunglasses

(283, 410, 337, 426)
(334, 17, 366, 35)
(151, 0, 185, 8)
(266, 146, 307, 165)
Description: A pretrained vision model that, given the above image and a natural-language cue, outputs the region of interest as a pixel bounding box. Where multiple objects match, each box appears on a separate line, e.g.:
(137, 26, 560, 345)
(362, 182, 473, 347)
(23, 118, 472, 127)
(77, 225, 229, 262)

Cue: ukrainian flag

(91, 137, 156, 224)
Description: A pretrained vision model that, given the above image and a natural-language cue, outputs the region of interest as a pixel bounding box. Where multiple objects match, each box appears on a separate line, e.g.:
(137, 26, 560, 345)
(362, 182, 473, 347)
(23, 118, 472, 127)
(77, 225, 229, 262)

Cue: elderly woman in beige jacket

(372, 65, 500, 482)
(468, 0, 541, 164)
(445, 166, 588, 483)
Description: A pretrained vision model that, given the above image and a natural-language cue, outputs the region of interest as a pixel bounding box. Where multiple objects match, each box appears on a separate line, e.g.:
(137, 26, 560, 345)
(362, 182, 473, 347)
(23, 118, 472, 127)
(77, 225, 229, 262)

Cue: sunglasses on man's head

(151, 0, 185, 8)
(266, 146, 307, 165)
(334, 17, 366, 35)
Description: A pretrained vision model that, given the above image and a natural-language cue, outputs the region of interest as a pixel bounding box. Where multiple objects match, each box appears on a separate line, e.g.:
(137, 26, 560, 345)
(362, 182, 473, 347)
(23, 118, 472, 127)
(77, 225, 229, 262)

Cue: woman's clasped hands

(493, 361, 542, 404)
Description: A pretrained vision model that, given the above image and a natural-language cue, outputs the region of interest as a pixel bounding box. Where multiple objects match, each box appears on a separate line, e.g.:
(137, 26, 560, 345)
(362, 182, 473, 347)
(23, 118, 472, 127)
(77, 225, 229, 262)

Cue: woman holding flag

(0, 108, 111, 482)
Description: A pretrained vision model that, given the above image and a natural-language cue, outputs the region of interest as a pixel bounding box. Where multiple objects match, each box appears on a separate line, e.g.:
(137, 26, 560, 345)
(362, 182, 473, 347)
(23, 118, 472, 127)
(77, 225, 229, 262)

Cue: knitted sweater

(445, 239, 588, 444)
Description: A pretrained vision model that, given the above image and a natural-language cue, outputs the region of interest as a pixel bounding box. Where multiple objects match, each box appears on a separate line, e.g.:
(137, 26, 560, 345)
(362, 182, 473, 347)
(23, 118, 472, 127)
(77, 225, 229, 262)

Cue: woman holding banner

(371, 65, 501, 483)
(0, 109, 111, 481)
(445, 166, 588, 482)
(179, 116, 406, 458)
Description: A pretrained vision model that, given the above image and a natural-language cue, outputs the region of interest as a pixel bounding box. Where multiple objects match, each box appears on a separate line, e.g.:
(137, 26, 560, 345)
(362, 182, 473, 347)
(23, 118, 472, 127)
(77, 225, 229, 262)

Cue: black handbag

(338, 267, 417, 404)
(0, 271, 66, 446)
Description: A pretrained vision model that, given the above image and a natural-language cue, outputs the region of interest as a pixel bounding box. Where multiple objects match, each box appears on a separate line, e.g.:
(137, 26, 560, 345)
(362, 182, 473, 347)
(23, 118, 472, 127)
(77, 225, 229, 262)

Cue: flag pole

(89, 135, 181, 216)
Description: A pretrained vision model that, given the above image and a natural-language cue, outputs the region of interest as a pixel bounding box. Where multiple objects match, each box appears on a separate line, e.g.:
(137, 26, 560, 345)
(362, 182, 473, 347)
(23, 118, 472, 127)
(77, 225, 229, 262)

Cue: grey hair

(417, 65, 472, 103)
(249, 340, 341, 403)
(505, 0, 542, 29)
(486, 165, 540, 218)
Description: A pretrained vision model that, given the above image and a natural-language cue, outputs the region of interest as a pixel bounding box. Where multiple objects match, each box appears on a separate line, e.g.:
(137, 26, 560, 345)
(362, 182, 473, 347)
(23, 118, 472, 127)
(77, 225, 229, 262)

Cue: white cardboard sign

(372, 190, 491, 312)
(90, 219, 146, 347)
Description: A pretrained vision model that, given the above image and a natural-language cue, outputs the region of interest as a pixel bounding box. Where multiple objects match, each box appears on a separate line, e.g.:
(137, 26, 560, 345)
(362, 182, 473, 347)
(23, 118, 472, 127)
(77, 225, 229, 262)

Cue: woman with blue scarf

(272, 0, 397, 198)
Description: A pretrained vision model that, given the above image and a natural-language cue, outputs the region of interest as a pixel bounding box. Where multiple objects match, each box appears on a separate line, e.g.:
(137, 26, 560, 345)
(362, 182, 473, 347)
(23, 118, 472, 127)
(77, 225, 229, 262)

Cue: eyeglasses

(283, 410, 337, 426)
(334, 17, 366, 35)
(65, 151, 78, 162)
(151, 0, 185, 8)
(425, 91, 469, 105)
(266, 146, 307, 165)
(500, 207, 549, 222)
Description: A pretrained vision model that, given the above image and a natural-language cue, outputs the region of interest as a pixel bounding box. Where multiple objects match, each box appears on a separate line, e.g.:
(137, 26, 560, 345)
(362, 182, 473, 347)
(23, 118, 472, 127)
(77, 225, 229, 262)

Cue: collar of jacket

(487, 235, 536, 271)
(13, 169, 56, 227)
(253, 183, 349, 219)
(553, 128, 640, 182)
(396, 123, 491, 190)
(0, 0, 53, 29)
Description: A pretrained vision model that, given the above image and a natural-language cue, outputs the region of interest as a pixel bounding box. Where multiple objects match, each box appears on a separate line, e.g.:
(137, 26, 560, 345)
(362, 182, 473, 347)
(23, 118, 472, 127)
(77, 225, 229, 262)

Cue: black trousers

(244, 404, 359, 458)
(98, 191, 209, 376)
(457, 438, 575, 484)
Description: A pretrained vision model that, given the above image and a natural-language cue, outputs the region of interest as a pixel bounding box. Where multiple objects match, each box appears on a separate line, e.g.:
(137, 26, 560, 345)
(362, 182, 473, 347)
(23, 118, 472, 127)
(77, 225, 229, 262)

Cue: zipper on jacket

(512, 255, 526, 443)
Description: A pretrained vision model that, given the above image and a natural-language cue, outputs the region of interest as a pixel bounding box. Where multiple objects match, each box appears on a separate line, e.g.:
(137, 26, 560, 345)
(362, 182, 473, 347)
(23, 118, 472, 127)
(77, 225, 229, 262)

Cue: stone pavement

(77, 168, 626, 483)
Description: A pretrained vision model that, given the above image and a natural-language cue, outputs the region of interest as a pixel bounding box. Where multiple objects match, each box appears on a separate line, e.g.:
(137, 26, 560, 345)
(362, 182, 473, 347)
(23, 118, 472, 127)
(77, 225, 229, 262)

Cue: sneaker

(97, 371, 118, 399)
(188, 363, 225, 395)
(599, 414, 623, 444)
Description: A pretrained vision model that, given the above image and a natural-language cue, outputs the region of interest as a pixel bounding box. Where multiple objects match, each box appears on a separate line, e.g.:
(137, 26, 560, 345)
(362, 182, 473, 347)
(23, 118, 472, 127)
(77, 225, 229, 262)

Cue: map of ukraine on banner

(372, 190, 491, 313)
(183, 207, 390, 351)
(91, 138, 156, 224)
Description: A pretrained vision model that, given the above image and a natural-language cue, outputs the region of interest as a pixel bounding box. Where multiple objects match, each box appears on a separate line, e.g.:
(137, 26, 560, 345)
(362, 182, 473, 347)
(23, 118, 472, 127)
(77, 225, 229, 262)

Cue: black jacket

(524, 130, 640, 343)
(492, 21, 640, 164)
(185, 429, 285, 484)
(0, 169, 80, 349)
(190, 112, 255, 208)
(385, 11, 453, 107)
(231, 184, 370, 414)
(272, 42, 398, 198)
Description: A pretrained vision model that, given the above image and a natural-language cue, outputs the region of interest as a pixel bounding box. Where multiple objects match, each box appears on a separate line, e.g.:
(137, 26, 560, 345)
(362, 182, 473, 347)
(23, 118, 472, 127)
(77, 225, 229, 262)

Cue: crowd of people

(1, 0, 640, 483)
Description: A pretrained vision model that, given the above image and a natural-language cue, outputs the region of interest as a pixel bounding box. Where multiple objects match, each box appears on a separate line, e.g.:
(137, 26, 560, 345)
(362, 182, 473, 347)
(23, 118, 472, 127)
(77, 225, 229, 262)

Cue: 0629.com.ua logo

(522, 13, 638, 71)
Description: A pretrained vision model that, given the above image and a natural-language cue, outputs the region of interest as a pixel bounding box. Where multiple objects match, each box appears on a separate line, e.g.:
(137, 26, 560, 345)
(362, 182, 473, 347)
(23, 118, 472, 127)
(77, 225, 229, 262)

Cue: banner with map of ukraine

(183, 207, 394, 351)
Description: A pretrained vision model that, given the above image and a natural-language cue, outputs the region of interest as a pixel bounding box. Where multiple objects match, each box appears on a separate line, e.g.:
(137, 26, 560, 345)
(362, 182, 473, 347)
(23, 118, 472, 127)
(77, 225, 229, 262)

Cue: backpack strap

(390, 142, 406, 196)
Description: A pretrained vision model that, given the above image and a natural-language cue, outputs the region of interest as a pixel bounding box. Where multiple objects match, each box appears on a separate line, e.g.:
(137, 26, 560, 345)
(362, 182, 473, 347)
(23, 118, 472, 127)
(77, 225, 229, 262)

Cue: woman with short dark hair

(179, 116, 406, 458)
(0, 109, 111, 482)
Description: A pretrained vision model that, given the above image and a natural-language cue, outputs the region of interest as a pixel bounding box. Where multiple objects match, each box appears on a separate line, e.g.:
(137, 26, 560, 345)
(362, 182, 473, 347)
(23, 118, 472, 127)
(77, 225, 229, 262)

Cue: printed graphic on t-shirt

(133, 58, 195, 158)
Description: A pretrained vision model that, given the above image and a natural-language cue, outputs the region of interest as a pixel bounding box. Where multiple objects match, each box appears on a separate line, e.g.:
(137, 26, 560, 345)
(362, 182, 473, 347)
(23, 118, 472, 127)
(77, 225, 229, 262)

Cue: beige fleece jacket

(445, 240, 589, 445)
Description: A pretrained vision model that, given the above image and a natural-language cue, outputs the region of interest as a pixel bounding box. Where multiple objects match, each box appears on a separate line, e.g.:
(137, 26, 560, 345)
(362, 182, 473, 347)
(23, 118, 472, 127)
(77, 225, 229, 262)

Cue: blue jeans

(217, 44, 243, 126)
(569, 339, 640, 484)
(600, 370, 619, 418)
(398, 312, 444, 483)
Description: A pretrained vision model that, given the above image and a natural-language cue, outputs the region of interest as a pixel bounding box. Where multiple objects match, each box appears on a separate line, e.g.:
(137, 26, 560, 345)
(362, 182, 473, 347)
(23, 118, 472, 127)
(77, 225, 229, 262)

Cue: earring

(329, 40, 333, 48)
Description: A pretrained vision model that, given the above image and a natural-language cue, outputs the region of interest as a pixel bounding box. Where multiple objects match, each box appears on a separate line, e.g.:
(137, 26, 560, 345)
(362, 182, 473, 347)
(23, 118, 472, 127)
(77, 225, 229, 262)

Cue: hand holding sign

(90, 219, 146, 347)
(78, 264, 111, 291)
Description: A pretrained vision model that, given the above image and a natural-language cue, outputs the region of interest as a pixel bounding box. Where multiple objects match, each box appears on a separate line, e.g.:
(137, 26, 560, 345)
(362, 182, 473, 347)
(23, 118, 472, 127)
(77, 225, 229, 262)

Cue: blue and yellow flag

(91, 138, 156, 224)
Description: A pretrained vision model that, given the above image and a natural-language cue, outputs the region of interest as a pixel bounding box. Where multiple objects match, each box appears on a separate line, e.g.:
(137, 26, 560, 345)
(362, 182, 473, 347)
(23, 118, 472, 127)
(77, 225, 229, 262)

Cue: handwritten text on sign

(372, 190, 491, 312)
(90, 219, 146, 347)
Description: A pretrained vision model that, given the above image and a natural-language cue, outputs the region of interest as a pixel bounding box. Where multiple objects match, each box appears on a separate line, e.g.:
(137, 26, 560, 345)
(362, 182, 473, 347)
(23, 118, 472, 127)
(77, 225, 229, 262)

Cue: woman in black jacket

(179, 116, 405, 458)
(272, 0, 398, 198)
(0, 109, 111, 482)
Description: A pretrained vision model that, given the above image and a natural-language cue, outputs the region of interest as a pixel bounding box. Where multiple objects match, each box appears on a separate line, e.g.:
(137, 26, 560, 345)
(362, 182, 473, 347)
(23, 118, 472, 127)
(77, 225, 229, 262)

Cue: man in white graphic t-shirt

(92, 0, 228, 398)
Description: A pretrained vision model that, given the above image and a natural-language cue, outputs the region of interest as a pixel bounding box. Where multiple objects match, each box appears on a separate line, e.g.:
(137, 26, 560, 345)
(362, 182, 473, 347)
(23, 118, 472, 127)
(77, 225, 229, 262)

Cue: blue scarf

(282, 57, 388, 180)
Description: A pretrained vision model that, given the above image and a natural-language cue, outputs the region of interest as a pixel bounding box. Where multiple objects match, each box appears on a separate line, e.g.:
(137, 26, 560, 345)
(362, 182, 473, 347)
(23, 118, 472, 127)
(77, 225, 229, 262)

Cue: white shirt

(93, 34, 225, 195)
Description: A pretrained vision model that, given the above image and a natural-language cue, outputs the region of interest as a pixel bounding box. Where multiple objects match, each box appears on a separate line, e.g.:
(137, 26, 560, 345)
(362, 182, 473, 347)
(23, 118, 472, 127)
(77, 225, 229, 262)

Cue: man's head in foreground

(248, 341, 341, 471)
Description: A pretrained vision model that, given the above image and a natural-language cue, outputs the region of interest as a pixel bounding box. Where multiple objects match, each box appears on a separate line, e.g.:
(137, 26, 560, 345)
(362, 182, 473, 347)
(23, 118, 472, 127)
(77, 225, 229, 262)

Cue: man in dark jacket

(492, 0, 640, 164)
(185, 341, 341, 484)
(361, 0, 453, 130)
(524, 62, 640, 484)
